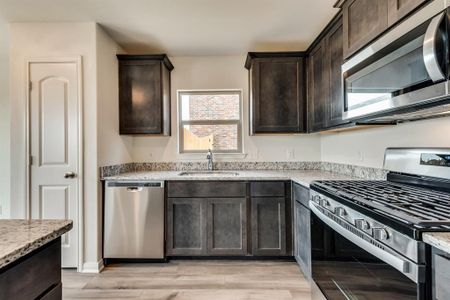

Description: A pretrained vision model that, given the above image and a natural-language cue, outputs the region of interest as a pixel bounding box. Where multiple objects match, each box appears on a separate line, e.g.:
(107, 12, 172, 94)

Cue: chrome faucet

(206, 149, 214, 171)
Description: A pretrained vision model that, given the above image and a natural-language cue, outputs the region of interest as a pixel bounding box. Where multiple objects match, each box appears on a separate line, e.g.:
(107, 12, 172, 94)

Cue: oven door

(310, 203, 427, 300)
(342, 7, 449, 121)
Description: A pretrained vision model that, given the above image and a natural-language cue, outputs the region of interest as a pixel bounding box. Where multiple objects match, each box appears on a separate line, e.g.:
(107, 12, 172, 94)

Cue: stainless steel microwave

(342, 0, 450, 122)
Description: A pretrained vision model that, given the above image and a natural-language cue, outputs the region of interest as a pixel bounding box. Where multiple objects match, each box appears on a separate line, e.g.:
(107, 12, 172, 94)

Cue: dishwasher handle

(106, 181, 164, 188)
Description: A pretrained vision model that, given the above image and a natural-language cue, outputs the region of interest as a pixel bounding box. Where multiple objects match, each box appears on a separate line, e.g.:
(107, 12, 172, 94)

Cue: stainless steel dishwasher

(104, 181, 165, 260)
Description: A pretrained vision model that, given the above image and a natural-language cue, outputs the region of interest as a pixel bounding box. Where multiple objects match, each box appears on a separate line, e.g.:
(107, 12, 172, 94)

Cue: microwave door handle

(423, 12, 446, 82)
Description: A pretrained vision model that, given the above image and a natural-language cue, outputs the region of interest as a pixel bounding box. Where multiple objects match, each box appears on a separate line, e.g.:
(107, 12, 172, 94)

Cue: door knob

(64, 172, 76, 179)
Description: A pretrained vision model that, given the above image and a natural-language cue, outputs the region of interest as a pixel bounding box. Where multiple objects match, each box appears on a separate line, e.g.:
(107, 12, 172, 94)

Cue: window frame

(178, 89, 243, 154)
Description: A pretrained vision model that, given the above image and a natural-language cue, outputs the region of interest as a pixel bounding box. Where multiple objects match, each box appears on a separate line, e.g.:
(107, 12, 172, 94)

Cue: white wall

(132, 56, 322, 162)
(96, 25, 133, 168)
(9, 22, 105, 271)
(321, 116, 450, 168)
(0, 21, 10, 218)
(95, 25, 133, 262)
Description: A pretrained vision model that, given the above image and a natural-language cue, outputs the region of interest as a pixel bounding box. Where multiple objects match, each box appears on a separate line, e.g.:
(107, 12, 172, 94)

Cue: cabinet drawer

(293, 183, 309, 207)
(250, 181, 285, 197)
(168, 181, 246, 198)
(0, 238, 61, 300)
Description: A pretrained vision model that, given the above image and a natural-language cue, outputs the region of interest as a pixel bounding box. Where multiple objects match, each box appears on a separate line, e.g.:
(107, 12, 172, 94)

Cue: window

(178, 90, 242, 153)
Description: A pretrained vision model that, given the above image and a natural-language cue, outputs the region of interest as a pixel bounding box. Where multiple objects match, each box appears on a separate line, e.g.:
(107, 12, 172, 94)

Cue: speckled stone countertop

(0, 219, 72, 269)
(423, 232, 450, 254)
(103, 170, 360, 188)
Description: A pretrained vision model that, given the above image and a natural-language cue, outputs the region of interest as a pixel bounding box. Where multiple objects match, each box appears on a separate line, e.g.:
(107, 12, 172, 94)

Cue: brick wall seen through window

(179, 91, 242, 153)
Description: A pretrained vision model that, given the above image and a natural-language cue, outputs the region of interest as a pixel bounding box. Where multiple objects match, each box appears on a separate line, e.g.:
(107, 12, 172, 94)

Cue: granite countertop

(423, 232, 450, 254)
(0, 219, 73, 269)
(103, 170, 359, 188)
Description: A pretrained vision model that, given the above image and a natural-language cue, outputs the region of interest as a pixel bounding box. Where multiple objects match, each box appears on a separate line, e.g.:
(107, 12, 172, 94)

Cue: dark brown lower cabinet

(432, 247, 450, 299)
(293, 183, 311, 278)
(166, 197, 247, 256)
(166, 181, 291, 257)
(207, 198, 247, 255)
(166, 198, 208, 255)
(0, 238, 62, 300)
(251, 197, 287, 256)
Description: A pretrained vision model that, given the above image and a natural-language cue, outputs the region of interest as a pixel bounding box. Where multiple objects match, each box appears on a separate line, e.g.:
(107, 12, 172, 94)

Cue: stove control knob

(372, 228, 389, 240)
(312, 195, 321, 204)
(334, 207, 347, 217)
(318, 198, 329, 207)
(354, 219, 370, 230)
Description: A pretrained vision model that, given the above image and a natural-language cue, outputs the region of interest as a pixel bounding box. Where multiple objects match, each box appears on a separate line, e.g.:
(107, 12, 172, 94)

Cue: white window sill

(177, 153, 248, 161)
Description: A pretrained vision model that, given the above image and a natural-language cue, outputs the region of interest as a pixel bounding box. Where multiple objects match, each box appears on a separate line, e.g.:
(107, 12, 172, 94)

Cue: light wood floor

(62, 260, 312, 300)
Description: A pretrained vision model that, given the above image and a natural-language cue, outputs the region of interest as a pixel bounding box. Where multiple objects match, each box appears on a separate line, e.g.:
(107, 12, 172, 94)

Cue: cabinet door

(251, 197, 286, 256)
(207, 198, 247, 255)
(0, 238, 61, 300)
(327, 18, 347, 128)
(119, 60, 163, 134)
(307, 40, 328, 132)
(343, 0, 389, 59)
(251, 57, 305, 133)
(166, 198, 207, 255)
(432, 247, 450, 300)
(295, 200, 311, 278)
(388, 0, 427, 26)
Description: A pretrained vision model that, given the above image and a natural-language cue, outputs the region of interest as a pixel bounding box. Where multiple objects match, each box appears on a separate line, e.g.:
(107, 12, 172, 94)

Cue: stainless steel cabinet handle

(64, 172, 76, 179)
(423, 12, 446, 82)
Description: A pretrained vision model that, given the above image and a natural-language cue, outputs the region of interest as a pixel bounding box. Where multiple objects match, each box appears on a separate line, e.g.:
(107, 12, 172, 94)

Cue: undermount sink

(178, 171, 240, 177)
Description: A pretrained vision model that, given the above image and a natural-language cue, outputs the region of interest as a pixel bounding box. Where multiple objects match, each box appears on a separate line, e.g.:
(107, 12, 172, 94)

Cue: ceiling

(0, 0, 338, 56)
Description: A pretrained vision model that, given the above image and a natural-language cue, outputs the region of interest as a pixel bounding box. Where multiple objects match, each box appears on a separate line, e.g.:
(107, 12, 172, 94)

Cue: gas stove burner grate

(313, 180, 450, 227)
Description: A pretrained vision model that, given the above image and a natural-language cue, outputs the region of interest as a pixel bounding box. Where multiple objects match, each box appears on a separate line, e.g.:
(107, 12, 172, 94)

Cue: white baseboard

(80, 259, 104, 273)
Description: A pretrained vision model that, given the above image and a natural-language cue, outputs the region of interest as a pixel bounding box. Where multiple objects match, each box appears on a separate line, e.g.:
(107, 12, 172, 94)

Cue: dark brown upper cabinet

(342, 0, 389, 59)
(387, 0, 428, 26)
(307, 41, 328, 132)
(117, 55, 173, 135)
(341, 0, 428, 59)
(307, 15, 349, 132)
(327, 17, 346, 128)
(245, 52, 306, 134)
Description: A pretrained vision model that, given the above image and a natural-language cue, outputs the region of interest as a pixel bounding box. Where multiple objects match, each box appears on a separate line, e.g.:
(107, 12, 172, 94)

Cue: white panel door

(29, 61, 80, 268)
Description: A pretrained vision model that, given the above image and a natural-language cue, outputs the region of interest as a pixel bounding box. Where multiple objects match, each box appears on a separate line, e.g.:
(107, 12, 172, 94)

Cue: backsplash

(100, 161, 387, 180)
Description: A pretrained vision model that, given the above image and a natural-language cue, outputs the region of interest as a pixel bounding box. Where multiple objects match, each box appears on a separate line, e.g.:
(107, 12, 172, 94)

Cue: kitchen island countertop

(0, 219, 72, 269)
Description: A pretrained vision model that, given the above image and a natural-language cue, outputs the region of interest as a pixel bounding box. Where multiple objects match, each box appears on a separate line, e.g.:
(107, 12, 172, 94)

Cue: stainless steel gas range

(309, 148, 450, 300)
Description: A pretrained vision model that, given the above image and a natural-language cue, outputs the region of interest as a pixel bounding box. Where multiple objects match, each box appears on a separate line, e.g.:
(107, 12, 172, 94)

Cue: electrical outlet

(357, 150, 364, 162)
(249, 150, 259, 160)
(287, 148, 295, 160)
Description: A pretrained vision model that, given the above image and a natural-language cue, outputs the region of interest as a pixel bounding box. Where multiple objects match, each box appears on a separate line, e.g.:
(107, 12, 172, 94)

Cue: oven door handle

(423, 11, 446, 82)
(310, 202, 422, 284)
